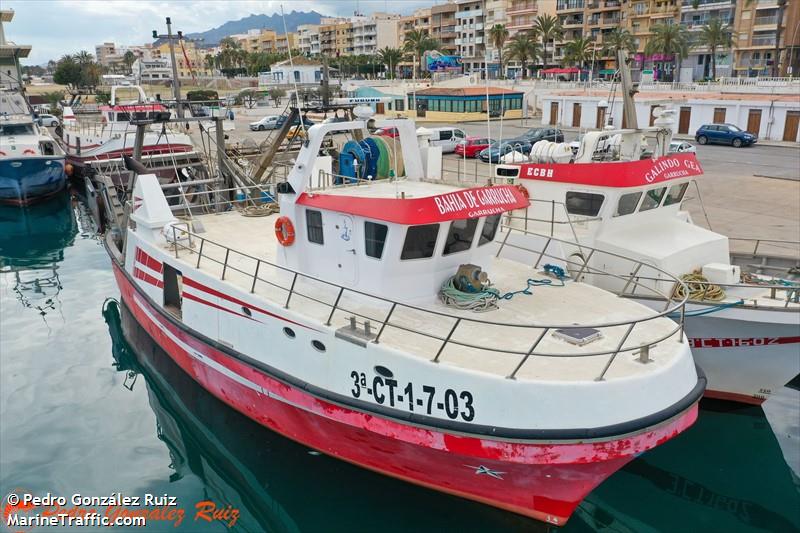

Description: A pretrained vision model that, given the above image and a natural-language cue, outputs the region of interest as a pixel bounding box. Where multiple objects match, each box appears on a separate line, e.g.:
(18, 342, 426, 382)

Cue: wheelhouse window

(401, 224, 440, 260)
(615, 192, 642, 216)
(639, 187, 667, 211)
(663, 182, 689, 206)
(306, 209, 324, 244)
(443, 218, 479, 255)
(364, 221, 388, 259)
(478, 214, 501, 246)
(565, 192, 604, 216)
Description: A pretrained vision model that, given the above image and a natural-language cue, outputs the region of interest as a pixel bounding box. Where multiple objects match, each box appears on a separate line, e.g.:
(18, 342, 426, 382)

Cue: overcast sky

(6, 0, 436, 65)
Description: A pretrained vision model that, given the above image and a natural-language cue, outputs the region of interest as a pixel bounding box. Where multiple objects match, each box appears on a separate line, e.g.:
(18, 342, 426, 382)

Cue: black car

(478, 140, 533, 163)
(515, 127, 565, 144)
(276, 115, 315, 128)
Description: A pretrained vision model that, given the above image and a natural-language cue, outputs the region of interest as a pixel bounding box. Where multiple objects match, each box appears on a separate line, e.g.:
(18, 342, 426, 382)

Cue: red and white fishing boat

(103, 107, 704, 525)
(496, 59, 799, 405)
(60, 86, 195, 176)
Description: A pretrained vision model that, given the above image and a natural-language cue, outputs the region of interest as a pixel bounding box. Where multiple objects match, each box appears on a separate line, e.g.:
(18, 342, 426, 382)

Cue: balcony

(557, 0, 585, 12)
(508, 15, 536, 29)
(751, 36, 777, 46)
(561, 16, 584, 27)
(754, 0, 778, 8)
(753, 15, 779, 26)
(508, 0, 537, 15)
(456, 9, 484, 19)
(601, 15, 621, 26)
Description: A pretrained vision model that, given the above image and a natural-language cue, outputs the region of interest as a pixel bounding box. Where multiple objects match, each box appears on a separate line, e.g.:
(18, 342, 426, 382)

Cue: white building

(456, 0, 487, 74)
(297, 24, 320, 56)
(259, 57, 323, 86)
(351, 13, 401, 56)
(540, 91, 800, 142)
(131, 58, 172, 82)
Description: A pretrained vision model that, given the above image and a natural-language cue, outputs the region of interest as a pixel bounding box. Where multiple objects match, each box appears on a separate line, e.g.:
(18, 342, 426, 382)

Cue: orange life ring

(275, 216, 295, 246)
(516, 184, 530, 200)
(0, 151, 6, 156)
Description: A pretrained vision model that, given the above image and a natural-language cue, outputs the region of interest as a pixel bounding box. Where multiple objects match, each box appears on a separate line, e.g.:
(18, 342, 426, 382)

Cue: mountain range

(184, 11, 324, 46)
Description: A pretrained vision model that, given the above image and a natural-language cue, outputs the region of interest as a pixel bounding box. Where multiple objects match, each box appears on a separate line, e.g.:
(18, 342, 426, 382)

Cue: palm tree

(564, 36, 594, 73)
(488, 24, 510, 78)
(218, 36, 241, 50)
(602, 28, 636, 70)
(696, 18, 733, 80)
(377, 47, 404, 79)
(505, 31, 540, 79)
(73, 50, 94, 65)
(745, 0, 787, 76)
(123, 51, 136, 74)
(403, 29, 439, 78)
(534, 14, 562, 69)
(645, 23, 692, 81)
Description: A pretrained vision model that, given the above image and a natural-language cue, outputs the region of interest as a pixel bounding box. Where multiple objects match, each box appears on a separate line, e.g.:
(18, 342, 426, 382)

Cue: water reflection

(104, 299, 800, 532)
(0, 195, 77, 324)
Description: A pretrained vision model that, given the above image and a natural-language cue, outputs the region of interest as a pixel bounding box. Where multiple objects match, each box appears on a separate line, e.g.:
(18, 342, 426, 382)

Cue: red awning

(541, 67, 581, 74)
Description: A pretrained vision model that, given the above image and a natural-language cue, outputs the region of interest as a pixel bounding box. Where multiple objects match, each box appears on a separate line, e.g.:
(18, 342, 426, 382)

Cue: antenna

(281, 4, 307, 137)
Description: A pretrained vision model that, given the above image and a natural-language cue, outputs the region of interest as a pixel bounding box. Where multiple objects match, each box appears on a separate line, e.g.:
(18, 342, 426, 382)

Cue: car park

(249, 116, 280, 131)
(276, 114, 315, 129)
(515, 127, 565, 144)
(695, 123, 756, 147)
(669, 140, 697, 153)
(479, 140, 532, 163)
(454, 136, 493, 158)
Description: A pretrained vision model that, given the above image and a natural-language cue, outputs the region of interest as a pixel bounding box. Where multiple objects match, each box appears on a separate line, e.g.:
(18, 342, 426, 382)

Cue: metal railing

(160, 219, 689, 381)
(729, 237, 800, 258)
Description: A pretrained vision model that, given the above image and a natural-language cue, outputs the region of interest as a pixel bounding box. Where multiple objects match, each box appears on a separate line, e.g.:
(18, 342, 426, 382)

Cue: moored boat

(102, 107, 704, 524)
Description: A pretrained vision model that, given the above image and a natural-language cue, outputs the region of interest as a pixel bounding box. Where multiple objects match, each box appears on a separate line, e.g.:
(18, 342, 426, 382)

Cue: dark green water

(1, 194, 799, 532)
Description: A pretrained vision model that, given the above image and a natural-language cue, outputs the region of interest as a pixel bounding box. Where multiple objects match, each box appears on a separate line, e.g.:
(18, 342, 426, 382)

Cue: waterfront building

(405, 86, 525, 121)
(456, 0, 488, 74)
(258, 56, 323, 85)
(431, 3, 459, 56)
(733, 0, 800, 78)
(297, 24, 320, 56)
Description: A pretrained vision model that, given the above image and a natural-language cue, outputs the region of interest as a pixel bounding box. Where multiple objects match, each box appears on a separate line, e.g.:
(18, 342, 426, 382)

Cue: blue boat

(0, 94, 67, 205)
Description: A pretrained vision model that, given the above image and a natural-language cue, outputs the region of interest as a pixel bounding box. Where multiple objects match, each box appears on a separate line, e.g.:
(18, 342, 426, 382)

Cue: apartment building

(350, 13, 401, 55)
(456, 0, 487, 72)
(733, 0, 799, 77)
(398, 8, 431, 75)
(155, 39, 211, 77)
(95, 42, 122, 67)
(297, 24, 321, 56)
(319, 18, 351, 57)
(234, 29, 297, 55)
(431, 3, 459, 56)
(679, 0, 736, 80)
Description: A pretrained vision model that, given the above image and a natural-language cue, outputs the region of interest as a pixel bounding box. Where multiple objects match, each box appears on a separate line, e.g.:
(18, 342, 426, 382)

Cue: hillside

(184, 11, 323, 45)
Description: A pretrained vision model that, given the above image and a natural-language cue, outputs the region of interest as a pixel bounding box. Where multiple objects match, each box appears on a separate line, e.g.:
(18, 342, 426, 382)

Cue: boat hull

(111, 257, 700, 525)
(0, 156, 66, 205)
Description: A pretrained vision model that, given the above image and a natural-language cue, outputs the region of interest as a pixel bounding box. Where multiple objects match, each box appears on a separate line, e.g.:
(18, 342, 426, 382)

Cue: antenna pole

(154, 17, 184, 118)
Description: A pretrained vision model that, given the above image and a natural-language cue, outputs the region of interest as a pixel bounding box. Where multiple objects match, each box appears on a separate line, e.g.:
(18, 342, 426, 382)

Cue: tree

(53, 55, 81, 88)
(505, 31, 540, 79)
(696, 18, 733, 80)
(403, 30, 439, 78)
(218, 37, 241, 50)
(268, 87, 286, 105)
(534, 14, 562, 69)
(488, 24, 510, 78)
(645, 23, 692, 81)
(123, 51, 136, 74)
(377, 47, 404, 79)
(602, 28, 636, 70)
(564, 36, 594, 74)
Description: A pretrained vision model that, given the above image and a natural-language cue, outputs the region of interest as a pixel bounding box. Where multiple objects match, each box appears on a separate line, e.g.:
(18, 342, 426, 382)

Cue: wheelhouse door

(334, 214, 357, 284)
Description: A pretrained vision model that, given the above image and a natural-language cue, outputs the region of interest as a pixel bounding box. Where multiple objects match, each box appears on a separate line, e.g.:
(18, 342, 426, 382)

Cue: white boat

(102, 104, 704, 525)
(60, 85, 195, 176)
(495, 56, 799, 405)
(0, 91, 66, 205)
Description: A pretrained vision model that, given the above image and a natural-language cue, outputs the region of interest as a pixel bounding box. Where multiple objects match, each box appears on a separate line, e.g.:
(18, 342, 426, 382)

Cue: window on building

(306, 210, 324, 244)
(565, 192, 604, 216)
(364, 221, 388, 259)
(639, 187, 666, 211)
(478, 215, 501, 246)
(663, 182, 688, 206)
(443, 218, 479, 255)
(401, 224, 440, 260)
(615, 192, 642, 216)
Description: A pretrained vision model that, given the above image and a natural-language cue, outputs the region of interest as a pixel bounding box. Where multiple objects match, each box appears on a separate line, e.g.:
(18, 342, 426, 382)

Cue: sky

(5, 0, 435, 65)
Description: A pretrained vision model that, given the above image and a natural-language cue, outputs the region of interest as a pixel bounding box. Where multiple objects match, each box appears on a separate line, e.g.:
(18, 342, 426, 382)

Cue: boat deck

(161, 210, 686, 382)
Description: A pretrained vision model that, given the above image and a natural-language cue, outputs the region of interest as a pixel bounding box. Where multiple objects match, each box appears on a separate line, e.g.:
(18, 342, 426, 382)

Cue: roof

(273, 56, 321, 67)
(414, 87, 524, 97)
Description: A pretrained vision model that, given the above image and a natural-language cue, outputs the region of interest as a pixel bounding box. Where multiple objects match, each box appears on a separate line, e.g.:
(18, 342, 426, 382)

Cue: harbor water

(1, 193, 799, 532)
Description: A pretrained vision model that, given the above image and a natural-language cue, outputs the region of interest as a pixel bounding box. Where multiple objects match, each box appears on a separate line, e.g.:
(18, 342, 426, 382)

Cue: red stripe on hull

(113, 261, 698, 525)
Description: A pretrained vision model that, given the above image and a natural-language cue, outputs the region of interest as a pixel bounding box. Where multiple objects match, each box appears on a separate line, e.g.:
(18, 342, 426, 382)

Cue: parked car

(669, 140, 697, 153)
(428, 127, 466, 153)
(455, 136, 494, 158)
(286, 126, 306, 141)
(515, 127, 565, 144)
(37, 114, 60, 127)
(276, 114, 315, 129)
(695, 123, 756, 147)
(374, 126, 399, 138)
(249, 115, 280, 131)
(479, 140, 533, 163)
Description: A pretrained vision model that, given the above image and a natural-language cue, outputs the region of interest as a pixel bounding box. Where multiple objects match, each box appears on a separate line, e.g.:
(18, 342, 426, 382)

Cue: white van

(429, 127, 466, 153)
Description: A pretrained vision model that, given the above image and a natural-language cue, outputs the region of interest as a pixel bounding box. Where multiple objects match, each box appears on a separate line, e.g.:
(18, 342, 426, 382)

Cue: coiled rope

(673, 270, 725, 301)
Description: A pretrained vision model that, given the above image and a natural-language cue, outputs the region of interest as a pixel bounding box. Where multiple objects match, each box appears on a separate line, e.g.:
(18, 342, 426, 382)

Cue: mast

(617, 49, 638, 130)
(153, 17, 184, 118)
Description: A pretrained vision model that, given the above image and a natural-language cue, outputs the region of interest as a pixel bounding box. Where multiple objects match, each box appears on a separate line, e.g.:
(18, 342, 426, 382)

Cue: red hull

(112, 260, 699, 525)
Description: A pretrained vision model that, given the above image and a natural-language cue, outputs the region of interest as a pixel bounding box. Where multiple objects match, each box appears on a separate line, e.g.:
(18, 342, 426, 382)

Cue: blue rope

(668, 299, 744, 318)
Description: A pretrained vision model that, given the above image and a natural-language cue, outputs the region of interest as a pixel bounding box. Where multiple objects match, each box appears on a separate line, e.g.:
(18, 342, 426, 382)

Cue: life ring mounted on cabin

(275, 216, 296, 246)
